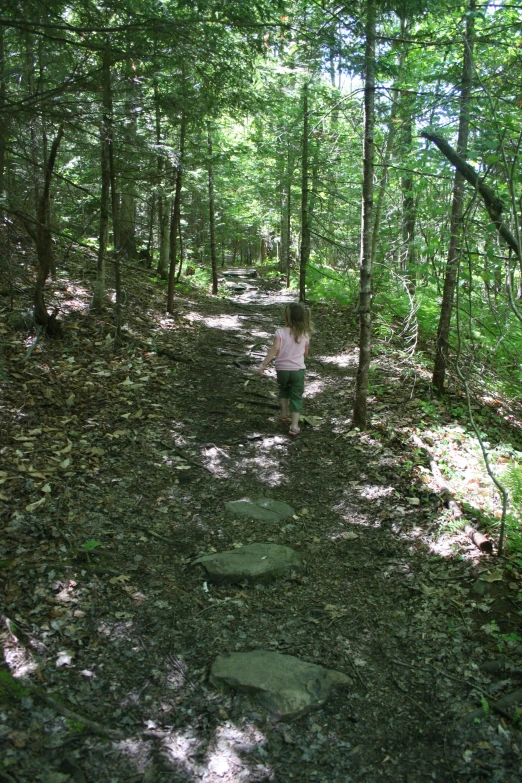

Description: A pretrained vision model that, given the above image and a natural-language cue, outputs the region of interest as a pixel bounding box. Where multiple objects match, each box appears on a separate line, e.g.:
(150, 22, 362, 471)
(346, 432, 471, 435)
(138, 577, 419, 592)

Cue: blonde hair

(284, 302, 311, 343)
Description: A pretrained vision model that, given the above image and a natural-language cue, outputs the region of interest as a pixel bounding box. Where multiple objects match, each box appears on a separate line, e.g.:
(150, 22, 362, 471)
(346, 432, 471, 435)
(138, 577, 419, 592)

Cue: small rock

(210, 650, 351, 717)
(193, 543, 302, 583)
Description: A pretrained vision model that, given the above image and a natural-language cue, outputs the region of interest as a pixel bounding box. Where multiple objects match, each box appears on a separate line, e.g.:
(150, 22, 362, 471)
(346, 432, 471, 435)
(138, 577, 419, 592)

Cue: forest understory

(1, 250, 522, 783)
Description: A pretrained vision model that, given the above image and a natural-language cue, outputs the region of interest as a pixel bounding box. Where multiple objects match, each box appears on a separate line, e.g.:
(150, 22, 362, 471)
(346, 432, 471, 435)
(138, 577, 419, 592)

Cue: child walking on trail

(257, 303, 311, 436)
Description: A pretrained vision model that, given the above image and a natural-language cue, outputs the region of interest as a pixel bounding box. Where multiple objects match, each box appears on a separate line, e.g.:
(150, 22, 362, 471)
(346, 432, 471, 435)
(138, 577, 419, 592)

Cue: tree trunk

(154, 88, 170, 279)
(401, 108, 416, 280)
(34, 125, 64, 333)
(92, 49, 112, 313)
(119, 64, 137, 259)
(167, 113, 186, 312)
(353, 0, 376, 430)
(207, 128, 218, 295)
(299, 82, 310, 302)
(0, 26, 7, 203)
(431, 0, 475, 394)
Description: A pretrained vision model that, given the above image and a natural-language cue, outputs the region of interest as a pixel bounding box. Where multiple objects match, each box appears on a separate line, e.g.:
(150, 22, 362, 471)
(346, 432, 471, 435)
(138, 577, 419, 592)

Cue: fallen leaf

(60, 458, 71, 469)
(56, 440, 72, 455)
(26, 497, 46, 512)
(405, 497, 420, 505)
(41, 483, 52, 493)
(66, 394, 75, 407)
(109, 575, 131, 584)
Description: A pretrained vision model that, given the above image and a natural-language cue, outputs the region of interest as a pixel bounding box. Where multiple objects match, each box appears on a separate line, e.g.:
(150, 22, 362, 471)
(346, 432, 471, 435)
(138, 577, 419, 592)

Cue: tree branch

(421, 129, 520, 257)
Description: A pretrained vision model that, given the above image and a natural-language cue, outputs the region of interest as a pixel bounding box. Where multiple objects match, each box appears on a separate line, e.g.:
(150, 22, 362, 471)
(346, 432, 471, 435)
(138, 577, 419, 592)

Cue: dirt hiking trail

(1, 268, 522, 783)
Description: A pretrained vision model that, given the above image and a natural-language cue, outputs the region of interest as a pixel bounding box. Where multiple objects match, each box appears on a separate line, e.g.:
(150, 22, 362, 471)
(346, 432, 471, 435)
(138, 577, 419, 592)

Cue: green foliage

(306, 264, 358, 305)
(480, 695, 489, 717)
(0, 670, 31, 701)
(82, 539, 102, 552)
(498, 462, 522, 554)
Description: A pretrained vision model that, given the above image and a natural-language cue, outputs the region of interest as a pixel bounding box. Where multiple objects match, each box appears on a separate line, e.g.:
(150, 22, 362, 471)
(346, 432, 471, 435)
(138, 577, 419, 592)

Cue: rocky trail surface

(1, 268, 522, 782)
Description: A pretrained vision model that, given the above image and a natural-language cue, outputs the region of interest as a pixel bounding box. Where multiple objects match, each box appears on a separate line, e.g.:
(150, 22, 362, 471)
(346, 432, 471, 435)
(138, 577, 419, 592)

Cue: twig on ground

(391, 676, 432, 719)
(21, 326, 43, 362)
(0, 678, 124, 740)
(389, 658, 514, 722)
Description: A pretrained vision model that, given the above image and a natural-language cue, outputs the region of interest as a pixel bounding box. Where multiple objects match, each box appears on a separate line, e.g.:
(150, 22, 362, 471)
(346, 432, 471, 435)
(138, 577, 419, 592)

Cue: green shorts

(276, 369, 305, 413)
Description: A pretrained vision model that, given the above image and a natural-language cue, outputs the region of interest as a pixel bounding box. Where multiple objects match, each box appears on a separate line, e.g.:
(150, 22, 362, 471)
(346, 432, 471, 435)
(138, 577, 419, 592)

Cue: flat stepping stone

(222, 268, 258, 278)
(210, 651, 351, 717)
(225, 497, 295, 523)
(192, 543, 302, 583)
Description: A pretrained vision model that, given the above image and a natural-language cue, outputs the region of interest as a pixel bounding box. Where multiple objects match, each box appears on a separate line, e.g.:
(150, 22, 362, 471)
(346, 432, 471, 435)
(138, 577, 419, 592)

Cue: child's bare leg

(291, 411, 300, 430)
(281, 398, 289, 418)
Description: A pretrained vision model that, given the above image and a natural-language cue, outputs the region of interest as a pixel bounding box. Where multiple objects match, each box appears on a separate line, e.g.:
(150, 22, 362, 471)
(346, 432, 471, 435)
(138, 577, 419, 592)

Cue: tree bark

(430, 0, 475, 394)
(299, 82, 310, 302)
(207, 128, 218, 295)
(167, 112, 186, 312)
(119, 63, 137, 259)
(353, 0, 376, 430)
(92, 48, 112, 313)
(0, 26, 6, 202)
(34, 125, 64, 333)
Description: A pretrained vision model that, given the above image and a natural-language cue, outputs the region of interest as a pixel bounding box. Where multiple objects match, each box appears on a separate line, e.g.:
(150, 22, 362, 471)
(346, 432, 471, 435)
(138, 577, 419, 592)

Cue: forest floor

(1, 251, 522, 783)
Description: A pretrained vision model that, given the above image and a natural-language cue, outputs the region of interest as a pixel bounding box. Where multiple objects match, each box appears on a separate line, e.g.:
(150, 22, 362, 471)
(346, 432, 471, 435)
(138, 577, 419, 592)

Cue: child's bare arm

(257, 337, 281, 373)
(304, 341, 309, 358)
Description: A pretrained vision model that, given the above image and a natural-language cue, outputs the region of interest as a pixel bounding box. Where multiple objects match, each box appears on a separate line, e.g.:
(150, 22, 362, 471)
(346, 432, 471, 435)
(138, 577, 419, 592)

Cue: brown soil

(1, 260, 522, 783)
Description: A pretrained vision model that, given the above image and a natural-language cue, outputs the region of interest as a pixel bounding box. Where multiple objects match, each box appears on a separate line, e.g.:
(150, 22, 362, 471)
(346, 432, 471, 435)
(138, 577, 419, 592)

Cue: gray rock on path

(210, 651, 351, 717)
(225, 497, 295, 523)
(192, 542, 302, 583)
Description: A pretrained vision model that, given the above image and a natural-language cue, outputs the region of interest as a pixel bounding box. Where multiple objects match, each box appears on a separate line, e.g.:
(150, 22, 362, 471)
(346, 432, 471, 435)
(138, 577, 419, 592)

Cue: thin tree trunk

(155, 88, 170, 279)
(146, 194, 155, 267)
(25, 37, 40, 216)
(167, 113, 186, 312)
(299, 82, 310, 302)
(0, 26, 5, 200)
(92, 49, 112, 313)
(34, 125, 63, 333)
(432, 0, 475, 394)
(286, 172, 292, 288)
(207, 128, 218, 295)
(119, 63, 137, 259)
(353, 0, 376, 430)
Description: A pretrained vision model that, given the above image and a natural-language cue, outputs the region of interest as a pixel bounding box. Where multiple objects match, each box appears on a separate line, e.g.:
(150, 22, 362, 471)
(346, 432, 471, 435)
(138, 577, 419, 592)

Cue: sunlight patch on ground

(184, 312, 243, 331)
(235, 436, 288, 486)
(317, 351, 358, 368)
(51, 282, 91, 312)
(201, 445, 232, 478)
(2, 639, 38, 678)
(116, 737, 153, 774)
(162, 728, 201, 775)
(304, 378, 325, 398)
(204, 722, 271, 782)
(331, 493, 374, 527)
(358, 485, 396, 501)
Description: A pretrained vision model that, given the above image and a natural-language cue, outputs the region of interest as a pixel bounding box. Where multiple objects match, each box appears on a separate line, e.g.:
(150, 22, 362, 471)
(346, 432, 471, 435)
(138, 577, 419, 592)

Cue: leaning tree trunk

(299, 82, 310, 302)
(432, 0, 475, 394)
(353, 0, 376, 430)
(34, 124, 64, 333)
(167, 112, 186, 312)
(207, 128, 218, 295)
